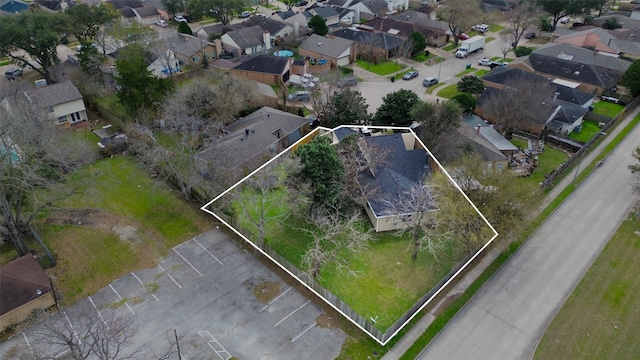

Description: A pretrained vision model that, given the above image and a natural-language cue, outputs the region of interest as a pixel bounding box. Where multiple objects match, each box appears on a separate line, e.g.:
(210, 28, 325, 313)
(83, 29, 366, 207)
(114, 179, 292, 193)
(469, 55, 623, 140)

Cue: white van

(472, 24, 489, 33)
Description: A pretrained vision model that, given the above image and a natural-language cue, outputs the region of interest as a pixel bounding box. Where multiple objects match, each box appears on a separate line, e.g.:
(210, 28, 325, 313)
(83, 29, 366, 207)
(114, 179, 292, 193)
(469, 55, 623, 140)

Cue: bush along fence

(541, 96, 640, 188)
(215, 210, 487, 345)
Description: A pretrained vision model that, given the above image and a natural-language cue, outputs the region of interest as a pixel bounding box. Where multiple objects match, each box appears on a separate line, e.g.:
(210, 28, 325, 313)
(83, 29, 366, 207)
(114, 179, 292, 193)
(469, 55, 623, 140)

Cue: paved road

(417, 110, 640, 359)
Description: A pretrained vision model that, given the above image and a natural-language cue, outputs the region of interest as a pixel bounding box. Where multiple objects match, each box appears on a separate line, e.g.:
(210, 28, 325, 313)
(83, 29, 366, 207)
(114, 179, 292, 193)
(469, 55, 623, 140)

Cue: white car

(174, 15, 187, 23)
(560, 17, 570, 24)
(478, 57, 492, 66)
(155, 19, 168, 27)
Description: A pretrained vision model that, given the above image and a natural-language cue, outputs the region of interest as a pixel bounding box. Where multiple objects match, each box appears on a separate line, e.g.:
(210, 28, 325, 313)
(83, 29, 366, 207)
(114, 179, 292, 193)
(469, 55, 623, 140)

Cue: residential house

(0, 0, 28, 13)
(0, 254, 56, 332)
(353, 131, 436, 232)
(25, 81, 88, 126)
(331, 27, 404, 62)
(388, 11, 450, 46)
(328, 0, 389, 21)
(509, 42, 632, 95)
(270, 10, 309, 28)
(335, 7, 356, 25)
(361, 17, 444, 48)
(298, 34, 355, 68)
(553, 27, 640, 59)
(195, 107, 309, 183)
(231, 54, 292, 85)
(480, 0, 516, 12)
(132, 6, 160, 25)
(220, 25, 270, 57)
(618, 2, 640, 20)
(106, 0, 144, 25)
(32, 0, 75, 12)
(172, 34, 218, 68)
(196, 24, 225, 42)
(236, 15, 301, 45)
(306, 5, 341, 26)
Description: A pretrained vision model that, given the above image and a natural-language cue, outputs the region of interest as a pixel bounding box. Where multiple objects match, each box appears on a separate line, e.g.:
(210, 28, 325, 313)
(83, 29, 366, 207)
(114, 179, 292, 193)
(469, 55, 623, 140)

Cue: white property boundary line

(200, 125, 499, 346)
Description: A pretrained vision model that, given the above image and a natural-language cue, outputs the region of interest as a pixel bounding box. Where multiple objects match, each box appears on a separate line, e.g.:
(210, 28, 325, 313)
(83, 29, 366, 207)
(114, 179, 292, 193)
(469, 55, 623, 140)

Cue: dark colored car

(525, 32, 536, 39)
(297, 0, 308, 5)
(5, 68, 23, 80)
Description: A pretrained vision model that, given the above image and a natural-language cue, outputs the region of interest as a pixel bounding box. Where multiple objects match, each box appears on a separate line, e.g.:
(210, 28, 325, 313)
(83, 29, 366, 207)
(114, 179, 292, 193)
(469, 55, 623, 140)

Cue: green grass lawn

(489, 24, 504, 32)
(568, 121, 601, 143)
(510, 138, 569, 191)
(436, 84, 460, 99)
(593, 101, 625, 117)
(455, 67, 477, 77)
(38, 156, 212, 303)
(442, 43, 457, 51)
(96, 94, 128, 120)
(475, 69, 490, 77)
(534, 208, 640, 359)
(355, 59, 406, 76)
(425, 82, 445, 95)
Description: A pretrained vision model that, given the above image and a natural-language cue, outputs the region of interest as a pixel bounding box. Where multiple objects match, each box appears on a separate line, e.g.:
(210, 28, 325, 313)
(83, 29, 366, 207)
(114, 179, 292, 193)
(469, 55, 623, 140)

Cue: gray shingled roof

(361, 0, 388, 14)
(132, 5, 158, 17)
(234, 55, 289, 74)
(225, 25, 265, 49)
(0, 254, 52, 317)
(241, 15, 288, 35)
(532, 43, 631, 73)
(299, 34, 353, 58)
(309, 6, 340, 19)
(173, 34, 214, 57)
(362, 17, 436, 39)
(28, 81, 82, 109)
(106, 0, 142, 9)
(332, 28, 404, 50)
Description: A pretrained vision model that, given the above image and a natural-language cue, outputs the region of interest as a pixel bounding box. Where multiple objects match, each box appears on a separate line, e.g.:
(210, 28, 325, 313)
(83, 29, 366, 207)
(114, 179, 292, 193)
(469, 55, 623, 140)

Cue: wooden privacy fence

(541, 96, 640, 188)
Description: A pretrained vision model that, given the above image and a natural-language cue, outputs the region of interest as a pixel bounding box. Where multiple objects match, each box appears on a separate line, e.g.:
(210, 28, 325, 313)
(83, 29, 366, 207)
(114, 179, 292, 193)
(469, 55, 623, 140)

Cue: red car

(459, 33, 470, 40)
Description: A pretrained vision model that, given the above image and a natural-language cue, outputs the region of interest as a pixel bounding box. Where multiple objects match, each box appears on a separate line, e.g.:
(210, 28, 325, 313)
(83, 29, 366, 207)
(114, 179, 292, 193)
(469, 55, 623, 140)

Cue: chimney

(553, 91, 560, 101)
(263, 31, 271, 50)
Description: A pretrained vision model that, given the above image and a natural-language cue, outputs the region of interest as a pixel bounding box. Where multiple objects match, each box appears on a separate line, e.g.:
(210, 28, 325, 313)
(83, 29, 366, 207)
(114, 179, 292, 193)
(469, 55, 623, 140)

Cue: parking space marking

(173, 248, 203, 277)
(274, 300, 310, 327)
(158, 265, 182, 289)
(259, 287, 292, 312)
(193, 238, 223, 265)
(291, 323, 316, 342)
(198, 330, 232, 360)
(131, 272, 160, 302)
(63, 311, 81, 344)
(88, 296, 109, 329)
(22, 332, 34, 357)
(109, 284, 135, 315)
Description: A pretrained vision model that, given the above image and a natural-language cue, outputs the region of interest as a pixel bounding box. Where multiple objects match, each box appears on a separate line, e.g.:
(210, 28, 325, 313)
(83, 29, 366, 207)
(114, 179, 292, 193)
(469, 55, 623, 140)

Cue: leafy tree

(436, 0, 486, 46)
(411, 99, 463, 149)
(535, 0, 598, 30)
(321, 89, 370, 128)
(0, 91, 95, 255)
(457, 75, 485, 96)
(514, 46, 534, 57)
(64, 3, 119, 74)
(308, 15, 329, 36)
(603, 17, 622, 29)
(407, 31, 427, 57)
(451, 93, 477, 113)
(115, 45, 174, 114)
(508, 1, 542, 48)
(373, 89, 420, 126)
(161, 0, 185, 20)
(624, 59, 640, 97)
(186, 0, 247, 24)
(177, 21, 193, 35)
(295, 136, 345, 210)
(0, 11, 66, 84)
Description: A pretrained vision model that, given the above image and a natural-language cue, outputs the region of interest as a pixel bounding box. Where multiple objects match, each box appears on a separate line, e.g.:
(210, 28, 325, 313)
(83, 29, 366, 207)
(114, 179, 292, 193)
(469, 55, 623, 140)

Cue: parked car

(402, 70, 419, 80)
(297, 0, 308, 6)
(478, 57, 492, 66)
(571, 22, 584, 30)
(560, 17, 570, 24)
(5, 68, 23, 80)
(337, 77, 358, 88)
(288, 91, 311, 102)
(459, 33, 470, 40)
(489, 62, 505, 69)
(472, 24, 489, 33)
(174, 15, 187, 22)
(155, 19, 168, 27)
(525, 32, 536, 39)
(239, 11, 251, 18)
(422, 77, 438, 87)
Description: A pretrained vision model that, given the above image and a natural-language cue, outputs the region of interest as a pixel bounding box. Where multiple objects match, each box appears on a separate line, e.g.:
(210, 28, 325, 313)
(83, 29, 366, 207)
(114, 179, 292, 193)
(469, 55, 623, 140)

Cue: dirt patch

(44, 209, 142, 244)
(252, 281, 281, 303)
(316, 312, 340, 329)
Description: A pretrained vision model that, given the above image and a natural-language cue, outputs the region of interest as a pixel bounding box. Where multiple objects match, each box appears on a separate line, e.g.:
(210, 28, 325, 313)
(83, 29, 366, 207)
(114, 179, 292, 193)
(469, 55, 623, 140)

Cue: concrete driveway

(1, 229, 345, 359)
(417, 107, 640, 359)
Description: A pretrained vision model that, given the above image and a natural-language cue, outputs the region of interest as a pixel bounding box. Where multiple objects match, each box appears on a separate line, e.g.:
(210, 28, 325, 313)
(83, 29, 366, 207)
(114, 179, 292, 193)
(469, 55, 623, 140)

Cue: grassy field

(475, 69, 490, 77)
(436, 84, 460, 99)
(534, 207, 640, 359)
(510, 137, 569, 191)
(593, 101, 625, 117)
(356, 59, 406, 76)
(442, 43, 456, 51)
(37, 155, 212, 303)
(455, 67, 477, 77)
(425, 82, 445, 95)
(569, 121, 601, 143)
(489, 24, 504, 32)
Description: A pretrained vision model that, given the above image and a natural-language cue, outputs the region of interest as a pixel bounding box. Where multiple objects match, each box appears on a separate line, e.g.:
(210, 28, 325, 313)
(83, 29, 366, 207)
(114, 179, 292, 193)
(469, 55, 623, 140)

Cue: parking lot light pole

(573, 131, 607, 185)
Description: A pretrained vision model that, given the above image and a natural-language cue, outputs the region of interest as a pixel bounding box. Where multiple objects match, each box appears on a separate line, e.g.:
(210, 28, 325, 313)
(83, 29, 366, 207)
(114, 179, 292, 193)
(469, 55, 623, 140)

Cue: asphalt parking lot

(3, 229, 345, 359)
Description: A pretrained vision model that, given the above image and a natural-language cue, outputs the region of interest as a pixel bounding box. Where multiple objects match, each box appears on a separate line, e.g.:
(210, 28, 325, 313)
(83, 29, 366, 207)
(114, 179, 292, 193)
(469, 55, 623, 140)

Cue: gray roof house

(353, 132, 436, 232)
(195, 107, 309, 183)
(306, 6, 341, 26)
(298, 34, 354, 67)
(332, 28, 404, 61)
(220, 25, 270, 57)
(553, 27, 640, 59)
(131, 6, 160, 25)
(196, 24, 225, 41)
(25, 81, 89, 126)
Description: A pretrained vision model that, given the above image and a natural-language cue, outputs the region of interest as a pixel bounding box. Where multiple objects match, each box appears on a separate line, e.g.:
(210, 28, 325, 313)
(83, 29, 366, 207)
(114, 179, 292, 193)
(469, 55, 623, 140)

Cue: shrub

(451, 93, 477, 113)
(603, 17, 622, 30)
(514, 46, 533, 57)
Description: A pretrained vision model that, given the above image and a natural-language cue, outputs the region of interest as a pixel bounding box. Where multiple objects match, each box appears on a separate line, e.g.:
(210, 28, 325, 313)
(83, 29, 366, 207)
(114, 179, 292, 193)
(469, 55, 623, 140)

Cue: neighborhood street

(417, 107, 640, 360)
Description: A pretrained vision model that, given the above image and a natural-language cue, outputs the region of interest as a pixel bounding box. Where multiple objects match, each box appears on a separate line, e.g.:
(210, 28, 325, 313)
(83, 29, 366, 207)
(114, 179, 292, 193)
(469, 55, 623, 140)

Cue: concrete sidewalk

(381, 104, 640, 360)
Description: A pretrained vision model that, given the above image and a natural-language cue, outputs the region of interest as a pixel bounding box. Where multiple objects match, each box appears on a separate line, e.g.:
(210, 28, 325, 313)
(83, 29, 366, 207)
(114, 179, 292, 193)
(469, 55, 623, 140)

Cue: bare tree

(0, 90, 96, 254)
(480, 76, 556, 138)
(499, 31, 512, 62)
(508, 1, 542, 48)
(411, 99, 463, 151)
(152, 31, 182, 78)
(301, 208, 373, 278)
(436, 0, 486, 47)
